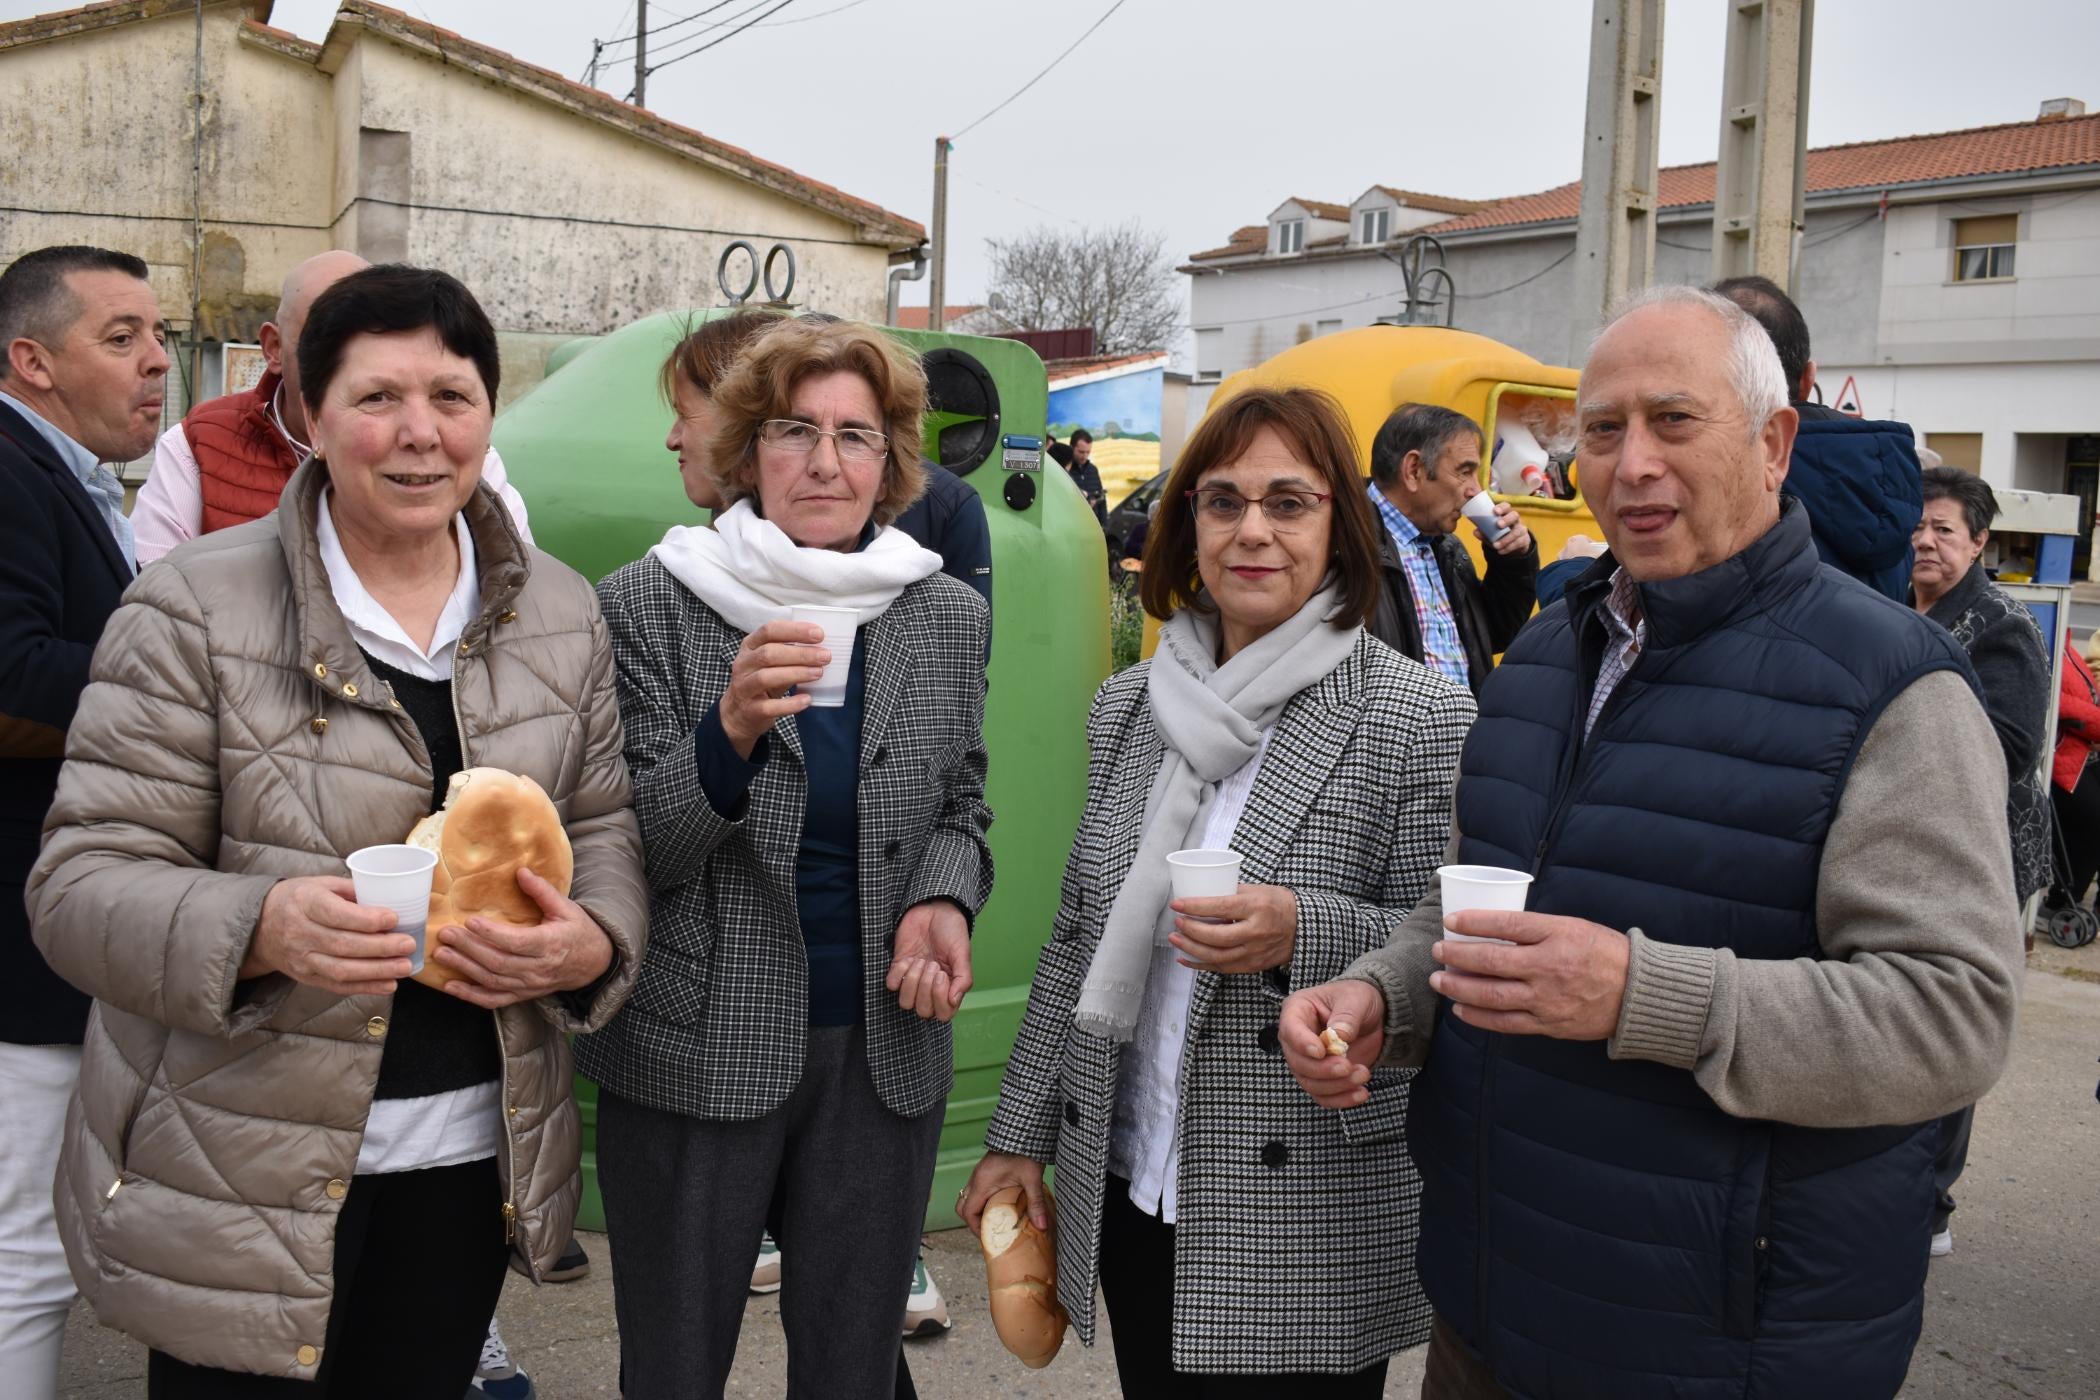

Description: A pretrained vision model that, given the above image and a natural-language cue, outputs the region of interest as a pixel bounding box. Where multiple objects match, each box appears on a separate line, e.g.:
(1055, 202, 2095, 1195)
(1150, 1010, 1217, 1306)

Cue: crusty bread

(1322, 1027, 1350, 1058)
(979, 1186, 1067, 1368)
(403, 767, 572, 990)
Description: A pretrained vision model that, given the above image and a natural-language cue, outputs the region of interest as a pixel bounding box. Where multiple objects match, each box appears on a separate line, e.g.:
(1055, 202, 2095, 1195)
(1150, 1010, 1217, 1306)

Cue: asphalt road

(57, 944, 2099, 1399)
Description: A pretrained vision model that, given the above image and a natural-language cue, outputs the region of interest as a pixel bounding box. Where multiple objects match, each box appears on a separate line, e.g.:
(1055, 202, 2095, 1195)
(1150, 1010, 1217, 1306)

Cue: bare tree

(985, 221, 1181, 355)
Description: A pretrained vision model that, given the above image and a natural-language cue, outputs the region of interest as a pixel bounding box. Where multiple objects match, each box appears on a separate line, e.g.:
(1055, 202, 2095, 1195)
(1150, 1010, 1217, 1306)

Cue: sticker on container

(1002, 435, 1043, 472)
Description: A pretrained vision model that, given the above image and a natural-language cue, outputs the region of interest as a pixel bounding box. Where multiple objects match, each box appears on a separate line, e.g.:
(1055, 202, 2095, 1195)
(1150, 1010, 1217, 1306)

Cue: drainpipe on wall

(188, 0, 205, 397)
(886, 246, 928, 327)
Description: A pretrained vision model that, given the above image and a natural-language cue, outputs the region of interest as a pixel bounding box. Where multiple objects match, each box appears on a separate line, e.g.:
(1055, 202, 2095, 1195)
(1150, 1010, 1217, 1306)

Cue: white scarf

(1074, 585, 1361, 1040)
(648, 498, 943, 633)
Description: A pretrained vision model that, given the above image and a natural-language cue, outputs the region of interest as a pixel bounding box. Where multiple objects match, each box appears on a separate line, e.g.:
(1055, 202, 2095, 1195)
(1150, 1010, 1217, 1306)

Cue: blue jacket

(1784, 416, 1923, 603)
(1411, 503, 1973, 1399)
(0, 396, 133, 1045)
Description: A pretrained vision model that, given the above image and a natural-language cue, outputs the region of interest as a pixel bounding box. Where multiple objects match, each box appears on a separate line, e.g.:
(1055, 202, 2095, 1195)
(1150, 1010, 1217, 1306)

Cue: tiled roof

(1372, 186, 1491, 216)
(1289, 198, 1353, 222)
(1425, 110, 2100, 235)
(1046, 350, 1170, 383)
(0, 0, 269, 48)
(1188, 225, 1268, 261)
(329, 3, 922, 245)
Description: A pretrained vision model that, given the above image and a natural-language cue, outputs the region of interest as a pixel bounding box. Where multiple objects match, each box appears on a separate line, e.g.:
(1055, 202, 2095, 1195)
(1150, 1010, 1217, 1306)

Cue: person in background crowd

(581, 317, 991, 1400)
(133, 249, 530, 565)
(895, 462, 993, 625)
(967, 385, 1474, 1396)
(1284, 287, 2022, 1400)
(1713, 274, 1922, 602)
(0, 244, 165, 1400)
(2046, 637, 2100, 914)
(1365, 403, 1538, 695)
(28, 264, 648, 1398)
(1067, 427, 1109, 529)
(1909, 465, 2053, 1260)
(663, 309, 782, 515)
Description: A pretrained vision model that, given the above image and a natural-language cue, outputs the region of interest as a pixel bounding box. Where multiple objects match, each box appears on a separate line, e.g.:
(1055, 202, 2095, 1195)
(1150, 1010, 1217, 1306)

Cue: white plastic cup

(1437, 863, 1533, 944)
(1461, 491, 1508, 542)
(346, 843, 439, 974)
(1167, 848, 1244, 961)
(788, 604, 857, 708)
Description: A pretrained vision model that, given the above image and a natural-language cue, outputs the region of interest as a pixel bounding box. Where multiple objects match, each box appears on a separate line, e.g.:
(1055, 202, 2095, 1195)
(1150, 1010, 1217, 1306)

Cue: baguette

(979, 1186, 1067, 1368)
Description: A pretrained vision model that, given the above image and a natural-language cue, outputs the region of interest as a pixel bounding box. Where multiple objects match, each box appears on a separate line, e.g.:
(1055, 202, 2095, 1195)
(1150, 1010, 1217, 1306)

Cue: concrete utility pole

(634, 0, 648, 108)
(929, 136, 951, 332)
(1712, 0, 1814, 290)
(1568, 0, 1665, 365)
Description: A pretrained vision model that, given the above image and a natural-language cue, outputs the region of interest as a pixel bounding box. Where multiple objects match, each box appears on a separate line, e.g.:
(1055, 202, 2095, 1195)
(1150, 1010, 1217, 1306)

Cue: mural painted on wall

(1049, 363, 1164, 506)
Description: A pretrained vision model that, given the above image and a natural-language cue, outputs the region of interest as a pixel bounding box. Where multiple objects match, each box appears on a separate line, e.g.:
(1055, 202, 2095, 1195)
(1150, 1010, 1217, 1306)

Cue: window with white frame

(1360, 208, 1390, 245)
(1953, 214, 2016, 282)
(1276, 219, 1305, 254)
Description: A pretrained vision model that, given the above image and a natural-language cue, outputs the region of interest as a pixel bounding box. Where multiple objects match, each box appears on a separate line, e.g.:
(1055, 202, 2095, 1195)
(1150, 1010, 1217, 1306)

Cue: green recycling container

(491, 310, 1107, 1231)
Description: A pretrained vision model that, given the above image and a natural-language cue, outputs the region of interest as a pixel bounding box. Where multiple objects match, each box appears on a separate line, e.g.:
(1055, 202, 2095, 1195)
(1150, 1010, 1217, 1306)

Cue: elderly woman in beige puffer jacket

(26, 266, 648, 1397)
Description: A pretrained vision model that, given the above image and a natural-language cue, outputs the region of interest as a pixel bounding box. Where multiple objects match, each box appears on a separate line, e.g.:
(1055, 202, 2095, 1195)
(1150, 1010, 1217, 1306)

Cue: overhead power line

(597, 0, 743, 52)
(641, 0, 797, 78)
(950, 0, 1129, 141)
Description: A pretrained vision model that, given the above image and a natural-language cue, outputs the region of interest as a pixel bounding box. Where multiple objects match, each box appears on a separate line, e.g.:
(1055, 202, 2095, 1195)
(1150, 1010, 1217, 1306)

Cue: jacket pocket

(1721, 1131, 1774, 1339)
(626, 930, 712, 1028)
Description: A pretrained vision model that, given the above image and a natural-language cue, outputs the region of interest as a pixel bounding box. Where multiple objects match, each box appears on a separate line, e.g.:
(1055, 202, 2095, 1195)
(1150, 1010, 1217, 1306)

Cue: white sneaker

(903, 1254, 951, 1338)
(1930, 1228, 1954, 1258)
(750, 1231, 783, 1294)
(467, 1318, 536, 1397)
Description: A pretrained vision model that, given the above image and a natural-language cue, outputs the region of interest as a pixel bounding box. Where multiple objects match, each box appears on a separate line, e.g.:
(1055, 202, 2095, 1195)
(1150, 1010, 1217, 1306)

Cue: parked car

(1106, 469, 1166, 560)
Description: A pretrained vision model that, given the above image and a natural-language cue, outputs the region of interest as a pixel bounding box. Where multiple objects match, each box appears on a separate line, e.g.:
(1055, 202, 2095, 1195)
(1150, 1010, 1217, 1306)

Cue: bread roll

(403, 767, 573, 991)
(979, 1185, 1067, 1368)
(1321, 1027, 1350, 1058)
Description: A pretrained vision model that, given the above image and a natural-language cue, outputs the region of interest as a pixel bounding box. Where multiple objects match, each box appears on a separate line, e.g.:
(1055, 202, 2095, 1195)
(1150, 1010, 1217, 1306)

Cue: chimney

(2038, 97, 2087, 122)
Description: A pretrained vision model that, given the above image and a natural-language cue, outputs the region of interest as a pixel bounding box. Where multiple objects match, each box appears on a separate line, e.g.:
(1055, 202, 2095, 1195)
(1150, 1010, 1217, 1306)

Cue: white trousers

(0, 1042, 81, 1400)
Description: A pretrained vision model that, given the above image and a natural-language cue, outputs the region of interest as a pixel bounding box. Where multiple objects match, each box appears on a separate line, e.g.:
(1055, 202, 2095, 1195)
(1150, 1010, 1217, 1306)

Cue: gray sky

(7, 0, 2096, 314)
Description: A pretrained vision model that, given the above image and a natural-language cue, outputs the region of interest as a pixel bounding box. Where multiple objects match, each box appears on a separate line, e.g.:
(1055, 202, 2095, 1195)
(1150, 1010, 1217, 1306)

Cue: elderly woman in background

(580, 317, 992, 1400)
(661, 309, 780, 512)
(964, 386, 1475, 1396)
(27, 265, 648, 1397)
(1909, 463, 2052, 1260)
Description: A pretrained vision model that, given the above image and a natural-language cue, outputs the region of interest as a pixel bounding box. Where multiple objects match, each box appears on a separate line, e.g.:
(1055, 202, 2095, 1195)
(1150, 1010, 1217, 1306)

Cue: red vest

(182, 369, 302, 534)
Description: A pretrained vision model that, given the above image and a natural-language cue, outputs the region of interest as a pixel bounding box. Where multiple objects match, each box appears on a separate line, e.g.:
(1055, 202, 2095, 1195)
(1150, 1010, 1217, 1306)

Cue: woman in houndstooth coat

(965, 386, 1475, 1395)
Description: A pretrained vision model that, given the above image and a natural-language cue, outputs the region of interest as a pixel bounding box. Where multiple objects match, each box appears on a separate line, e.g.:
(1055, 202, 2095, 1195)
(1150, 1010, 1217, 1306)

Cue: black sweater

(363, 653, 502, 1100)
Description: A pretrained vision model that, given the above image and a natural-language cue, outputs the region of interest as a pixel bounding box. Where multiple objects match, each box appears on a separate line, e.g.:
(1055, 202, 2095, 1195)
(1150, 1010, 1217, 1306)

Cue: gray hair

(1588, 284, 1789, 432)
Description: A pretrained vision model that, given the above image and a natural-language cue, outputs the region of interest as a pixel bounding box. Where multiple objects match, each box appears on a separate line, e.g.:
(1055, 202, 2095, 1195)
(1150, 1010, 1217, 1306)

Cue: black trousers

(2050, 771, 2100, 905)
(1096, 1174, 1390, 1399)
(147, 1158, 509, 1399)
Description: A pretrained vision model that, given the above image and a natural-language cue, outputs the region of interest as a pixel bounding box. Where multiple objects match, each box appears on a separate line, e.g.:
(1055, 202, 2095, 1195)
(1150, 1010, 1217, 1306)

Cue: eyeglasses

(758, 418, 889, 463)
(1185, 488, 1333, 531)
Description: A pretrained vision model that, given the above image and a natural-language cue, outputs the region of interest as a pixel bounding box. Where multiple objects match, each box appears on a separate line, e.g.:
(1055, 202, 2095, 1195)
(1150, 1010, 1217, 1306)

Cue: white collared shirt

(313, 489, 502, 1174)
(1109, 727, 1275, 1223)
(316, 489, 481, 682)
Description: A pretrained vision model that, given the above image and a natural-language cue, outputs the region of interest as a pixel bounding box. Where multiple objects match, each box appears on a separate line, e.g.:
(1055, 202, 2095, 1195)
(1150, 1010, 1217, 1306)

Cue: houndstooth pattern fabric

(983, 630, 1475, 1374)
(575, 555, 993, 1122)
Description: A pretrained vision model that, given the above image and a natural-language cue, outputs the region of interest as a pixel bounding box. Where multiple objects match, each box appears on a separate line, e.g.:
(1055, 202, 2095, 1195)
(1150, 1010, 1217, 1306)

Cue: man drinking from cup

(1282, 287, 2023, 1400)
(1365, 403, 1538, 697)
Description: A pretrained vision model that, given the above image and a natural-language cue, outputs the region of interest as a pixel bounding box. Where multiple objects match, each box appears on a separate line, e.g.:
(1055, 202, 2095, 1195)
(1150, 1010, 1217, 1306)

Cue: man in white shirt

(133, 250, 527, 565)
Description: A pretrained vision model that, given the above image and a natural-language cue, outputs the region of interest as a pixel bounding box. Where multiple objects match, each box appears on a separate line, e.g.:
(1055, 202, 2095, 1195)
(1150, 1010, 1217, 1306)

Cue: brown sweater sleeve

(1610, 669, 2024, 1126)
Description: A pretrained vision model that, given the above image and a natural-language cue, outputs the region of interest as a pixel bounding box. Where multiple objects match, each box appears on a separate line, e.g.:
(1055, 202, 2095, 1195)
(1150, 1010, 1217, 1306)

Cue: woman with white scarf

(578, 318, 992, 1400)
(963, 386, 1475, 1395)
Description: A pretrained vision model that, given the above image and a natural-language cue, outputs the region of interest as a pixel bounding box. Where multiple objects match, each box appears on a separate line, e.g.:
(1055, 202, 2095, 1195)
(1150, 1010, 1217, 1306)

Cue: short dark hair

(0, 245, 151, 381)
(1140, 385, 1382, 630)
(1369, 403, 1483, 485)
(1920, 465, 2000, 540)
(298, 264, 501, 411)
(1712, 275, 1812, 400)
(1069, 427, 1093, 445)
(660, 308, 781, 404)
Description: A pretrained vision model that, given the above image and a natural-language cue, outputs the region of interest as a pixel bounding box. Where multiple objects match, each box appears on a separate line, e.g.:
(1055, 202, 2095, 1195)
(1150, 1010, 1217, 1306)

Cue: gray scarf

(1074, 585, 1360, 1040)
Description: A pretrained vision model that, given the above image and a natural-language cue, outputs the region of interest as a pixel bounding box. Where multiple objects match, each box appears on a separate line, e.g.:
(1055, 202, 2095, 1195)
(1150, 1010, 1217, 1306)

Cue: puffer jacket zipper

(450, 636, 526, 1263)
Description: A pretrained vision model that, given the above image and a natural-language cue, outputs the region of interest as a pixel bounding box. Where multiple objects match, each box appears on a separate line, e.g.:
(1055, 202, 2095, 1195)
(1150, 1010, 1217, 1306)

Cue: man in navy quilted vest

(1280, 286, 2024, 1400)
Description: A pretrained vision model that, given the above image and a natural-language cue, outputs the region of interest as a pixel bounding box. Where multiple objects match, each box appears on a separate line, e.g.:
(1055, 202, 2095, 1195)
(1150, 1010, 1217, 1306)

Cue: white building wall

(1815, 358, 2100, 490)
(1877, 194, 2100, 365)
